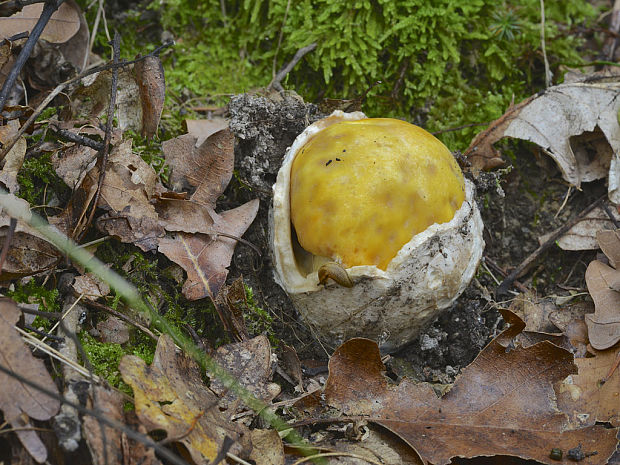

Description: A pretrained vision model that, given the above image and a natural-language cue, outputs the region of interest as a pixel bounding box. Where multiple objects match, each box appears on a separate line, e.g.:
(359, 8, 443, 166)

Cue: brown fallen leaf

(598, 229, 620, 269)
(119, 334, 251, 464)
(185, 117, 229, 147)
(0, 0, 80, 43)
(250, 429, 285, 465)
(584, 260, 620, 350)
(321, 312, 618, 465)
(0, 119, 26, 193)
(161, 128, 234, 200)
(0, 197, 60, 280)
(134, 55, 165, 140)
(158, 199, 259, 300)
(212, 335, 281, 411)
(0, 299, 61, 463)
(557, 347, 620, 429)
(465, 80, 620, 204)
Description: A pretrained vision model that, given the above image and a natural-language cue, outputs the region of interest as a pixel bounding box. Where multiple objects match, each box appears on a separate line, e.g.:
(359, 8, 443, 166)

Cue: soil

(225, 92, 607, 384)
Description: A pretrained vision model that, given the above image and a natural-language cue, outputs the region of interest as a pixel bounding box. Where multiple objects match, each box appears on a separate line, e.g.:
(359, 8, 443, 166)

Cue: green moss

(243, 284, 277, 346)
(8, 279, 60, 331)
(17, 153, 71, 206)
(105, 0, 596, 149)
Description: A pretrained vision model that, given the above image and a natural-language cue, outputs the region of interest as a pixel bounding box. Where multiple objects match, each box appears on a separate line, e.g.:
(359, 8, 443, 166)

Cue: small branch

(268, 42, 317, 92)
(496, 195, 606, 296)
(79, 31, 120, 242)
(80, 297, 158, 341)
(50, 125, 104, 151)
(0, 0, 64, 116)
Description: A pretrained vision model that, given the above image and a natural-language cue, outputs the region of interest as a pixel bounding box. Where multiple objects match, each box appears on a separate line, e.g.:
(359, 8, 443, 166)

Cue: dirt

(225, 92, 606, 384)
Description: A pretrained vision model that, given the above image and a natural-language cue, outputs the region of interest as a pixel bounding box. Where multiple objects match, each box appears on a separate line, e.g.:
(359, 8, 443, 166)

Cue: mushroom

(271, 111, 484, 352)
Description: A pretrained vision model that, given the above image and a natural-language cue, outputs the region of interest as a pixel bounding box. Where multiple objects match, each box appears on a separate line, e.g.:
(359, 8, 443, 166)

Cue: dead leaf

(598, 229, 620, 269)
(0, 0, 80, 43)
(0, 119, 26, 193)
(185, 117, 229, 147)
(539, 206, 620, 251)
(465, 81, 620, 203)
(158, 199, 259, 300)
(250, 429, 285, 465)
(96, 316, 130, 344)
(584, 260, 620, 350)
(73, 273, 110, 299)
(558, 347, 620, 429)
(134, 56, 165, 140)
(162, 129, 234, 201)
(321, 317, 618, 464)
(211, 335, 280, 411)
(83, 386, 124, 465)
(0, 299, 60, 463)
(119, 334, 250, 464)
(508, 292, 561, 334)
(57, 5, 89, 71)
(0, 197, 60, 279)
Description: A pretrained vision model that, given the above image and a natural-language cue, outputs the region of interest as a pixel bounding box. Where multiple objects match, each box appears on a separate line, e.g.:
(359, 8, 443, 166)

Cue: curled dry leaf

(584, 260, 620, 350)
(134, 56, 165, 140)
(465, 80, 620, 204)
(321, 311, 618, 465)
(119, 334, 250, 464)
(0, 299, 60, 463)
(0, 0, 80, 43)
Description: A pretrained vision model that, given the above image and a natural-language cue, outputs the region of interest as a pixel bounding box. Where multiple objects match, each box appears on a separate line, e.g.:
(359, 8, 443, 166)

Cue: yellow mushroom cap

(290, 118, 465, 270)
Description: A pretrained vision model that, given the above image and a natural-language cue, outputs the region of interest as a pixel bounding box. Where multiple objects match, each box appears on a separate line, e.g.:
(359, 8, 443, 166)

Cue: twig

(496, 195, 606, 296)
(0, 0, 46, 16)
(540, 0, 552, 87)
(17, 306, 62, 319)
(80, 297, 158, 341)
(268, 43, 317, 92)
(80, 31, 120, 242)
(51, 125, 104, 151)
(432, 121, 491, 136)
(0, 0, 65, 117)
(604, 0, 620, 60)
(292, 452, 383, 465)
(0, 40, 174, 160)
(214, 231, 262, 257)
(0, 361, 190, 465)
(24, 324, 65, 341)
(601, 202, 620, 228)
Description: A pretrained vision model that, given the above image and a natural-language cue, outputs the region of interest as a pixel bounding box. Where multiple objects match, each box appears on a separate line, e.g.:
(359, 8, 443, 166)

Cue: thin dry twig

(268, 42, 317, 92)
(540, 0, 552, 87)
(80, 296, 158, 341)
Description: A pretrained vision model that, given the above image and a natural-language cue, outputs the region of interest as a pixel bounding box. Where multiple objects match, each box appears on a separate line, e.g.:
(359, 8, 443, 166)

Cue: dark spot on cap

(326, 160, 332, 166)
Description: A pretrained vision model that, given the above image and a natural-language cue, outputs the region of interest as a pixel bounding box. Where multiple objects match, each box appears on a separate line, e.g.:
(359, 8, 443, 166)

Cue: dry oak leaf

(465, 80, 620, 204)
(185, 117, 229, 147)
(598, 228, 620, 271)
(584, 260, 620, 350)
(119, 334, 250, 464)
(322, 314, 618, 465)
(0, 299, 60, 463)
(558, 347, 620, 429)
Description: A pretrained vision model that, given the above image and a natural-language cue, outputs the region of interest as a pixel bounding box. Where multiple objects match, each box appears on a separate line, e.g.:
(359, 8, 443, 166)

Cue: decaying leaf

(320, 312, 618, 465)
(0, 195, 60, 279)
(157, 199, 259, 300)
(0, 299, 61, 463)
(211, 335, 281, 411)
(161, 128, 234, 199)
(0, 0, 80, 43)
(134, 55, 165, 140)
(249, 429, 285, 465)
(120, 334, 251, 464)
(584, 260, 620, 350)
(465, 80, 620, 204)
(538, 206, 620, 251)
(185, 117, 229, 147)
(73, 273, 110, 299)
(597, 229, 620, 269)
(96, 316, 130, 344)
(558, 347, 620, 429)
(0, 119, 26, 193)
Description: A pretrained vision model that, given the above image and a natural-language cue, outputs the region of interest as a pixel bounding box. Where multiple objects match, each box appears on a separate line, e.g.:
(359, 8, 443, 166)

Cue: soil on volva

(225, 92, 603, 384)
